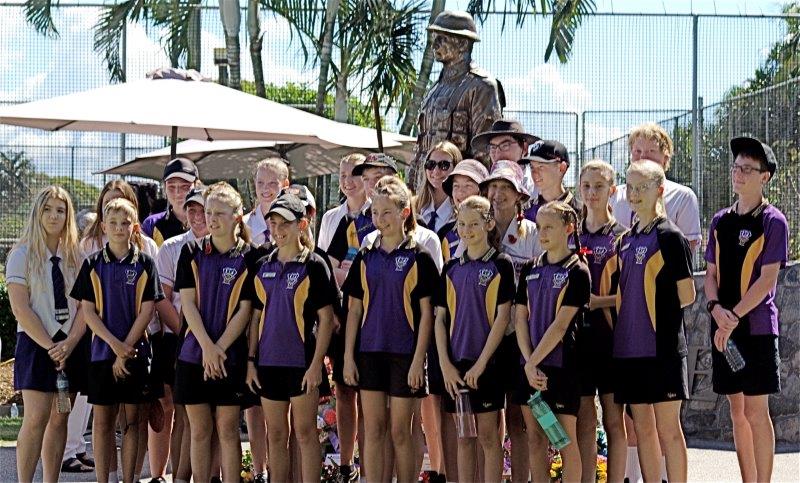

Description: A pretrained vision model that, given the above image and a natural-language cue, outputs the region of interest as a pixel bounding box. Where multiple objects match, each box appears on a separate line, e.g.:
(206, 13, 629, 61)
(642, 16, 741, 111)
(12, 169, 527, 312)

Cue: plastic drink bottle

(527, 391, 570, 449)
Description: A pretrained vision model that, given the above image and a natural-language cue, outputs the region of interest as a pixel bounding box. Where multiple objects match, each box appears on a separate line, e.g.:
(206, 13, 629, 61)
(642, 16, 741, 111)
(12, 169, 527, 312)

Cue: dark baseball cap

(520, 140, 570, 166)
(352, 153, 399, 176)
(730, 136, 777, 176)
(163, 157, 199, 182)
(266, 193, 306, 222)
(182, 186, 206, 208)
(280, 184, 316, 212)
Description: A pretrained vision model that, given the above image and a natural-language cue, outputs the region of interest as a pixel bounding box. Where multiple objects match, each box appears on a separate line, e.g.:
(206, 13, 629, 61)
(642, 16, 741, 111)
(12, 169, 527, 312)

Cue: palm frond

(24, 0, 60, 37)
(544, 0, 595, 63)
(93, 0, 143, 82)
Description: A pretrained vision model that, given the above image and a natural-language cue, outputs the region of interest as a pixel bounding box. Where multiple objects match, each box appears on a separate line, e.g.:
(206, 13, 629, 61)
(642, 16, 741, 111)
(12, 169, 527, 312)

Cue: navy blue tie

(51, 256, 69, 338)
(428, 210, 438, 231)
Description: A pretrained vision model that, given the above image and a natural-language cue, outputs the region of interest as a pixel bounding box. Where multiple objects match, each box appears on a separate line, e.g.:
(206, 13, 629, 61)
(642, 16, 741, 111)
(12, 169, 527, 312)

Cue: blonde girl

(341, 176, 438, 483)
(7, 186, 83, 483)
(576, 160, 628, 482)
(173, 182, 256, 483)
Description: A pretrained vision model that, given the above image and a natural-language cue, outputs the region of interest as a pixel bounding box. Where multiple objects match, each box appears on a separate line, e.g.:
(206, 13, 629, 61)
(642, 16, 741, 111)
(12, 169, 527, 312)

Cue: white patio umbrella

(100, 138, 415, 179)
(0, 68, 412, 160)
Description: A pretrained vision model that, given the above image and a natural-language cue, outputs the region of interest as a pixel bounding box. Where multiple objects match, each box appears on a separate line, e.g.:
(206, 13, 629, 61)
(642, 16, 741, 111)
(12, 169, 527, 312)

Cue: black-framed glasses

(487, 140, 518, 152)
(730, 163, 766, 175)
(424, 159, 453, 171)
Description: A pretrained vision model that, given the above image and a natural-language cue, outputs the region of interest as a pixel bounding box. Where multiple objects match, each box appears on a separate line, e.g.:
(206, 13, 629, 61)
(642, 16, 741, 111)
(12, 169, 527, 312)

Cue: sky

(0, 0, 795, 186)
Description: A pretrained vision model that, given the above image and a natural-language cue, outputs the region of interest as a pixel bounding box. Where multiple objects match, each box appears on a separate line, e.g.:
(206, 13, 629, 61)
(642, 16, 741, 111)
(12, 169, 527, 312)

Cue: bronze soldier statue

(409, 10, 505, 191)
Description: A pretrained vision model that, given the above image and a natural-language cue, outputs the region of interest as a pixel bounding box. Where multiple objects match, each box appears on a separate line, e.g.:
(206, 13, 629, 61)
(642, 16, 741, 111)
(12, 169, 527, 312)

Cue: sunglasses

(424, 159, 453, 171)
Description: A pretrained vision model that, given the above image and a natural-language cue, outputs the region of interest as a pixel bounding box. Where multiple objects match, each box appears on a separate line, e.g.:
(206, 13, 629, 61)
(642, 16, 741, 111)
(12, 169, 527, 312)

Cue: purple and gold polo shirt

(437, 220, 461, 263)
(614, 217, 693, 359)
(705, 201, 788, 336)
(250, 247, 337, 368)
(326, 208, 375, 264)
(142, 207, 187, 247)
(579, 219, 626, 332)
(515, 253, 590, 368)
(341, 237, 439, 356)
(174, 236, 256, 365)
(523, 190, 583, 224)
(71, 244, 163, 362)
(435, 248, 515, 362)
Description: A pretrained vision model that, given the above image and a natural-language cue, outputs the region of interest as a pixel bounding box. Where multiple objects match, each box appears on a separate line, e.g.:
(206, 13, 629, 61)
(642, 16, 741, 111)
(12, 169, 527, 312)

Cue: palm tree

(219, 0, 242, 90)
(248, 0, 266, 97)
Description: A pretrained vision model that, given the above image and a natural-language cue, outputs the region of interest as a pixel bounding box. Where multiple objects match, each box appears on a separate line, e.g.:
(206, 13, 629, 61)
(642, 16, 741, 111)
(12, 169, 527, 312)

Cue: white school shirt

(360, 225, 445, 272)
(156, 230, 199, 317)
(419, 198, 454, 234)
(6, 244, 80, 337)
(610, 179, 702, 243)
(317, 200, 371, 253)
(244, 204, 270, 247)
(499, 218, 542, 335)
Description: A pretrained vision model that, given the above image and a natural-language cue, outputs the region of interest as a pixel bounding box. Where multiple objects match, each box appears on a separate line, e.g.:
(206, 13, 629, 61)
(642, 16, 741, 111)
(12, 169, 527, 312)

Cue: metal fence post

(580, 111, 586, 167)
(119, 21, 127, 169)
(70, 146, 76, 192)
(691, 15, 701, 194)
(574, 112, 580, 172)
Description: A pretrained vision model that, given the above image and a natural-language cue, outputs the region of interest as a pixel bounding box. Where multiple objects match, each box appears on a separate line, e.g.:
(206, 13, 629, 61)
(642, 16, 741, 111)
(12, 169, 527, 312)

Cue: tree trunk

(333, 48, 350, 122)
(219, 0, 241, 90)
(399, 0, 445, 134)
(316, 0, 341, 116)
(186, 2, 202, 71)
(247, 0, 265, 97)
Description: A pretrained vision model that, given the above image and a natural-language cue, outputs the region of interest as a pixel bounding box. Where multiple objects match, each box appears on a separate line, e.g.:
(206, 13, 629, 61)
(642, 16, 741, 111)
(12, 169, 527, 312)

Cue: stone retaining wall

(682, 262, 799, 446)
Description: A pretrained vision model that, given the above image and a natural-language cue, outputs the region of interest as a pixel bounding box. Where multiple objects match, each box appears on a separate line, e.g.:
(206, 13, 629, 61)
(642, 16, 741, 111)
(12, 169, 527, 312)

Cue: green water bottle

(527, 391, 570, 450)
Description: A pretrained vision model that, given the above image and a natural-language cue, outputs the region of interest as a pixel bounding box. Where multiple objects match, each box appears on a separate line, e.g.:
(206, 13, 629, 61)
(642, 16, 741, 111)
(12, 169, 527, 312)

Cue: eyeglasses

(625, 182, 658, 195)
(424, 159, 453, 171)
(487, 140, 518, 152)
(730, 164, 766, 175)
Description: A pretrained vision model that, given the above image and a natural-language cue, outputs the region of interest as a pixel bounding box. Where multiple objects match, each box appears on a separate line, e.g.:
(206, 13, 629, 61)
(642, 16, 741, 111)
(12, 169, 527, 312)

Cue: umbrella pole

(170, 126, 178, 159)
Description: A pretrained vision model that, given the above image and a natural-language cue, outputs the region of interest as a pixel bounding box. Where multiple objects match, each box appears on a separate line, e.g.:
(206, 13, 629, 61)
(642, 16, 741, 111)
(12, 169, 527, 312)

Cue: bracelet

(706, 299, 720, 313)
(731, 310, 742, 321)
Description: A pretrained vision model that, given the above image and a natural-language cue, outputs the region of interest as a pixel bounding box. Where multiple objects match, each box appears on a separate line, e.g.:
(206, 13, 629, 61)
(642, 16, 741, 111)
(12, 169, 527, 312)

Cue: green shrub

(0, 280, 15, 361)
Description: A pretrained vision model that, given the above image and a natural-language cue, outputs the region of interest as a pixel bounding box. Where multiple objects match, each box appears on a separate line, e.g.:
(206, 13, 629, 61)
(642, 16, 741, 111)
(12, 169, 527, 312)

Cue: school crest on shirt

(221, 267, 237, 285)
(738, 229, 752, 247)
(286, 272, 300, 290)
(477, 268, 494, 286)
(634, 246, 648, 265)
(394, 256, 410, 272)
(592, 246, 608, 265)
(552, 272, 568, 289)
(125, 269, 137, 285)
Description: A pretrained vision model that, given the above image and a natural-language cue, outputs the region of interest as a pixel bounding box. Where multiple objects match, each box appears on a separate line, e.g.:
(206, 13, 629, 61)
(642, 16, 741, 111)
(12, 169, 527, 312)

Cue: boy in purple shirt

(704, 136, 788, 483)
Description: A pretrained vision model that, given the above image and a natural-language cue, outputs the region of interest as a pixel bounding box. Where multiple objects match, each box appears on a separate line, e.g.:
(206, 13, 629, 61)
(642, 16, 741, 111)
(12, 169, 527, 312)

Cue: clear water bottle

(724, 339, 746, 373)
(455, 389, 477, 438)
(527, 391, 570, 450)
(56, 371, 72, 414)
(9, 403, 18, 418)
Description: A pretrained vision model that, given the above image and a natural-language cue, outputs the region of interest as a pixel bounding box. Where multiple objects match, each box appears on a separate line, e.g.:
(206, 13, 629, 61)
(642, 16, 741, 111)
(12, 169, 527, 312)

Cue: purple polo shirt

(523, 190, 583, 224)
(326, 208, 375, 263)
(436, 249, 515, 362)
(250, 248, 336, 368)
(705, 202, 788, 336)
(437, 221, 461, 263)
(579, 219, 626, 333)
(174, 236, 257, 365)
(341, 237, 438, 355)
(515, 253, 591, 368)
(142, 207, 187, 247)
(614, 217, 693, 359)
(71, 244, 163, 362)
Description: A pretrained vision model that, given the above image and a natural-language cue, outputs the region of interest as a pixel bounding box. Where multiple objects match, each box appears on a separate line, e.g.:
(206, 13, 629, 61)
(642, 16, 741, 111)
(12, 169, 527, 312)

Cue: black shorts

(497, 334, 523, 393)
(442, 359, 504, 414)
(512, 364, 580, 416)
(427, 342, 445, 397)
(87, 358, 152, 406)
(613, 356, 688, 405)
(576, 320, 615, 396)
(14, 331, 90, 395)
(150, 331, 179, 387)
(255, 365, 332, 401)
(173, 360, 256, 408)
(357, 352, 427, 398)
(712, 334, 780, 396)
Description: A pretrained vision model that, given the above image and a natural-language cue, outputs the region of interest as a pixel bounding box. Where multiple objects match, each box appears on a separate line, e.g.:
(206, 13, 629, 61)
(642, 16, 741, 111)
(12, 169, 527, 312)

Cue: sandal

(61, 457, 93, 473)
(76, 452, 95, 468)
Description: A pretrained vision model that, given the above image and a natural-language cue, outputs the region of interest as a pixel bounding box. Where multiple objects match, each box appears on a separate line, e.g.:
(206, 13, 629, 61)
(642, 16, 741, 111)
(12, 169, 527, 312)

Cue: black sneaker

(254, 471, 268, 483)
(148, 478, 167, 483)
(339, 464, 359, 483)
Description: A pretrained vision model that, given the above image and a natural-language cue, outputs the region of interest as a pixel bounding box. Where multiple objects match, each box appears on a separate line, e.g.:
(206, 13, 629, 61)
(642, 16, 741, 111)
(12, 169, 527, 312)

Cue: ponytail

(404, 204, 418, 237)
(300, 224, 315, 251)
(515, 200, 527, 238)
(236, 218, 251, 244)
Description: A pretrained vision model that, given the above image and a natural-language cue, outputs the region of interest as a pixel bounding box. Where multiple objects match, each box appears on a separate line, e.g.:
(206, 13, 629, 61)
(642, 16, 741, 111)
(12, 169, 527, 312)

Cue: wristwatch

(706, 300, 720, 313)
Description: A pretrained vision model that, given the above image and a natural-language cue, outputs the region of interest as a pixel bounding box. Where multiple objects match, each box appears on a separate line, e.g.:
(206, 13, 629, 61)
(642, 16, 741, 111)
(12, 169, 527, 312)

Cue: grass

(0, 417, 21, 441)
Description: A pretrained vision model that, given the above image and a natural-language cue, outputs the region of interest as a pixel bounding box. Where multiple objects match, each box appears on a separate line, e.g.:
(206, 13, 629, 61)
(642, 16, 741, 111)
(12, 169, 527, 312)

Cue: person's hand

(201, 343, 227, 380)
(588, 294, 601, 311)
(246, 362, 261, 394)
(112, 357, 130, 381)
(441, 360, 465, 399)
(407, 359, 424, 392)
(464, 360, 486, 390)
(332, 316, 342, 334)
(112, 340, 136, 359)
(525, 364, 547, 391)
(343, 357, 359, 387)
(48, 340, 74, 369)
(339, 260, 353, 272)
(714, 328, 732, 353)
(712, 306, 739, 331)
(301, 362, 322, 394)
